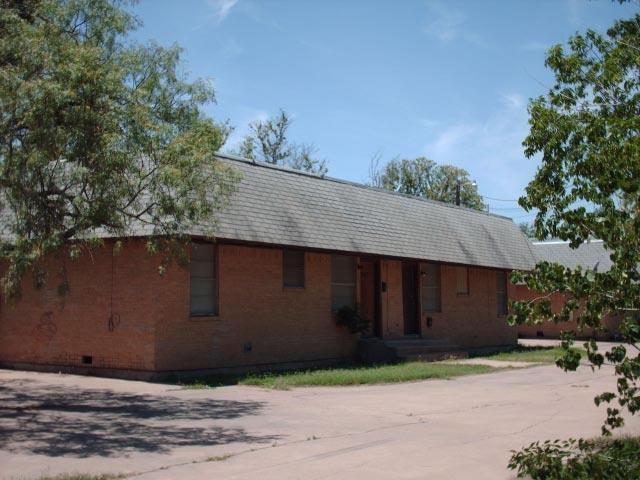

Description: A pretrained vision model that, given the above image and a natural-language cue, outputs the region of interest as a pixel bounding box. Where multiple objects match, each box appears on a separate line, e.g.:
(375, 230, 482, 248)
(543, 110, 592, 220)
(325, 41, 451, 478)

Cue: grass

(204, 454, 233, 462)
(182, 361, 502, 389)
(481, 345, 588, 363)
(179, 345, 595, 390)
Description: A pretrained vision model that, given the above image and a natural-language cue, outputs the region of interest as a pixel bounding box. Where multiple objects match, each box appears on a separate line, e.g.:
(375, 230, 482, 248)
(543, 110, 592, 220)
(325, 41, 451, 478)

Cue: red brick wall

(1, 239, 518, 375)
(511, 284, 622, 340)
(154, 245, 357, 371)
(418, 265, 517, 348)
(0, 239, 170, 372)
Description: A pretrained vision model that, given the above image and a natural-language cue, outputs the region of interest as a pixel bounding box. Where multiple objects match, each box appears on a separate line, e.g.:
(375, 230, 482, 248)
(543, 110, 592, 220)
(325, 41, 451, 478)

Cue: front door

(359, 258, 381, 337)
(402, 261, 420, 335)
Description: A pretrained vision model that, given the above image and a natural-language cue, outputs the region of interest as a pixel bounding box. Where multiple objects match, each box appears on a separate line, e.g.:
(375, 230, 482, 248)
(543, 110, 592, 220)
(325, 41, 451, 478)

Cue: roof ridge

(215, 152, 514, 222)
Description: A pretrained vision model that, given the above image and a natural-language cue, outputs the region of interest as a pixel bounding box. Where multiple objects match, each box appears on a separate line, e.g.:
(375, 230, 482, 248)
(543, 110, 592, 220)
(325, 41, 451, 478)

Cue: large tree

(370, 156, 486, 210)
(508, 10, 640, 477)
(0, 0, 239, 298)
(235, 109, 328, 175)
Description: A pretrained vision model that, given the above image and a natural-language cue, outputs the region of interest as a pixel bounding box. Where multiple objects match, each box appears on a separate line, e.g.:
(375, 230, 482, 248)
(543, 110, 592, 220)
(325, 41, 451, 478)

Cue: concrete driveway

(1, 347, 639, 479)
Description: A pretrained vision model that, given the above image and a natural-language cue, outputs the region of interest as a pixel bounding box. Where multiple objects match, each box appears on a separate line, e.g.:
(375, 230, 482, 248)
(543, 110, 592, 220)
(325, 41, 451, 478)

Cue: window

(456, 266, 469, 295)
(331, 255, 356, 311)
(283, 249, 305, 288)
(190, 242, 218, 316)
(496, 270, 508, 315)
(421, 262, 441, 312)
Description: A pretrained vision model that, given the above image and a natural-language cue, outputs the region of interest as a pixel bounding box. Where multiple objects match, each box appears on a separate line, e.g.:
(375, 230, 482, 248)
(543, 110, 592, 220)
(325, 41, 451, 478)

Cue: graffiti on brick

(33, 312, 57, 342)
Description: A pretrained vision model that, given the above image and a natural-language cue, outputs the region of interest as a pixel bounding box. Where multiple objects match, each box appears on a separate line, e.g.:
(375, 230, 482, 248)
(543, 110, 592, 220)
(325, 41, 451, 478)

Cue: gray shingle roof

(531, 240, 612, 272)
(0, 154, 537, 270)
(208, 155, 536, 270)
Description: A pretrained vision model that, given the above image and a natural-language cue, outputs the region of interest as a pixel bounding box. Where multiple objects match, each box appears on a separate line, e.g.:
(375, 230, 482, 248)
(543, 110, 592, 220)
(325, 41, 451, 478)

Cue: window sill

(189, 315, 220, 322)
(283, 286, 305, 290)
(456, 292, 470, 296)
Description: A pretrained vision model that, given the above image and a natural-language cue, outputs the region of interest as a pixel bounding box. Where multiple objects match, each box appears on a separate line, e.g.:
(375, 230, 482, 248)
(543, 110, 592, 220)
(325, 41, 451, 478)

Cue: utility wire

(482, 195, 521, 202)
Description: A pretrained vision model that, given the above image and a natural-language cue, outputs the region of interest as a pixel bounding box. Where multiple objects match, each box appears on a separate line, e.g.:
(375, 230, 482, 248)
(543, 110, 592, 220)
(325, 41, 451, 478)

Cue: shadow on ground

(0, 378, 279, 457)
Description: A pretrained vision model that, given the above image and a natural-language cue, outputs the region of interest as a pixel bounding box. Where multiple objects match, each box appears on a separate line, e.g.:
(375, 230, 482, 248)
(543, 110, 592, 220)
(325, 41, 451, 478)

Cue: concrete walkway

(1, 349, 639, 479)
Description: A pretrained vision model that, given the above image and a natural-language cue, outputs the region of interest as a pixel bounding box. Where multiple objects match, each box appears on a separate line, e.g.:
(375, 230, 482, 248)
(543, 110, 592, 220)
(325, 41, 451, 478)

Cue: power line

(482, 195, 521, 202)
(487, 206, 530, 211)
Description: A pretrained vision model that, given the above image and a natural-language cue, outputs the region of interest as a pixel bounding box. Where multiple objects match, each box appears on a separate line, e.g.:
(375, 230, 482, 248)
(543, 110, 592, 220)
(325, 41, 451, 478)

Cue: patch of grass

(204, 454, 232, 462)
(480, 345, 587, 363)
(181, 381, 211, 390)
(193, 362, 500, 389)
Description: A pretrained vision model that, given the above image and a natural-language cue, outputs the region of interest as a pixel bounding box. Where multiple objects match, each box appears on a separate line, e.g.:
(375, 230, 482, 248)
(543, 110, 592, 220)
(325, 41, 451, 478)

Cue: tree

(370, 156, 486, 210)
(518, 222, 536, 238)
(235, 109, 328, 175)
(508, 11, 640, 473)
(0, 0, 239, 299)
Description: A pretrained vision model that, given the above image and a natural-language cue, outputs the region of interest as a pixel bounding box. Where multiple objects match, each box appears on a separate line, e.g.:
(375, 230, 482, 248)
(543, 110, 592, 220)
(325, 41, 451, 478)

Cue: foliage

(0, 0, 239, 299)
(519, 222, 536, 238)
(509, 436, 640, 480)
(334, 305, 370, 334)
(369, 156, 486, 210)
(509, 12, 640, 435)
(235, 109, 327, 175)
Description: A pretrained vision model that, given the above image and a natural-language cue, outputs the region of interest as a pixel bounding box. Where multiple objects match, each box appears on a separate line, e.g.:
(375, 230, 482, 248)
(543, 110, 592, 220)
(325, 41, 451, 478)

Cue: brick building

(514, 240, 622, 340)
(0, 155, 535, 379)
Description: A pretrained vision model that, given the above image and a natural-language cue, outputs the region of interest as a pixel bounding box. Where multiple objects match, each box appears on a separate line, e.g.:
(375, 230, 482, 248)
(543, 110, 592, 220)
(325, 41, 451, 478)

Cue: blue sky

(130, 0, 636, 222)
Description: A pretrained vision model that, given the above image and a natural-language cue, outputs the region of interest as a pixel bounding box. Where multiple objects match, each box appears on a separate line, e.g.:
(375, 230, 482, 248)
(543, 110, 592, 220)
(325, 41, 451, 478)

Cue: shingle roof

(531, 240, 612, 272)
(0, 154, 537, 270)
(206, 155, 536, 270)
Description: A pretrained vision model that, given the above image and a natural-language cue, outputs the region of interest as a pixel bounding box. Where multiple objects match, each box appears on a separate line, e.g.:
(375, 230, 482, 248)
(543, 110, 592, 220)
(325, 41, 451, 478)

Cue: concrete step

(394, 344, 461, 355)
(358, 337, 467, 363)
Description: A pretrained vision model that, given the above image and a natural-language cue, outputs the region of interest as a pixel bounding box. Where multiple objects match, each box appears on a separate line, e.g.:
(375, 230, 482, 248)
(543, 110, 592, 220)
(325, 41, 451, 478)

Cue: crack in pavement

(129, 398, 552, 478)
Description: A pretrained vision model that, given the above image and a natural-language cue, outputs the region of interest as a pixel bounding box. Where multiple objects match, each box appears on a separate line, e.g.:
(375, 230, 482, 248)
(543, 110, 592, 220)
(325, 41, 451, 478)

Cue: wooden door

(402, 262, 420, 335)
(359, 258, 381, 337)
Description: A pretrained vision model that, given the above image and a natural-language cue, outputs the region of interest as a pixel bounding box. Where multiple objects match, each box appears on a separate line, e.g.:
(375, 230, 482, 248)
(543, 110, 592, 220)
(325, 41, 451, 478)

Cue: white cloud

(422, 1, 486, 46)
(428, 124, 476, 159)
(422, 92, 538, 208)
(207, 0, 239, 23)
(501, 92, 525, 110)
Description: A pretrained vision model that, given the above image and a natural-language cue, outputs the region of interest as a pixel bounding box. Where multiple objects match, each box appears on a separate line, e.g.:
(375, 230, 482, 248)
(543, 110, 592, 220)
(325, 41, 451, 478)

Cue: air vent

(81, 355, 93, 365)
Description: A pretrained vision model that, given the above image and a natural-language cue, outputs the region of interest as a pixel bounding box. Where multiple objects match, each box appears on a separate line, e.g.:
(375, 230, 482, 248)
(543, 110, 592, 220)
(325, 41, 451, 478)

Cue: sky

(130, 0, 637, 222)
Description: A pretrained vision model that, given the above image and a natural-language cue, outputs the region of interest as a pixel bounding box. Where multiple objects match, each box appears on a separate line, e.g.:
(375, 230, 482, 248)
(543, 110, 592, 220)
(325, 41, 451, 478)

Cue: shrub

(508, 436, 640, 480)
(335, 306, 370, 334)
